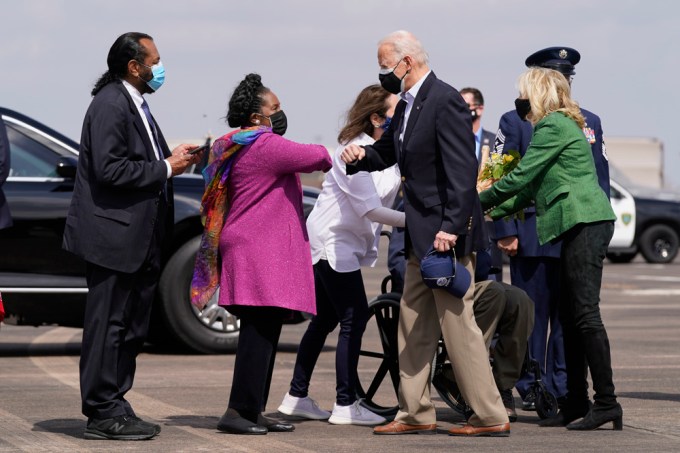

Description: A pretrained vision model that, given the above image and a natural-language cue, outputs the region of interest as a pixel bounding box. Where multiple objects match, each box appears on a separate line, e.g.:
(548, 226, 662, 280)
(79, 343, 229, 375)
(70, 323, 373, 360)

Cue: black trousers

(80, 201, 166, 420)
(226, 305, 287, 420)
(289, 260, 369, 406)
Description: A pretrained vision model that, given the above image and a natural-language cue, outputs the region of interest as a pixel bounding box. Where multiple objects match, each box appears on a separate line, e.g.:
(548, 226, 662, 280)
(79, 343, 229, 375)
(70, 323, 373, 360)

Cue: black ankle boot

(538, 399, 591, 427)
(566, 403, 623, 431)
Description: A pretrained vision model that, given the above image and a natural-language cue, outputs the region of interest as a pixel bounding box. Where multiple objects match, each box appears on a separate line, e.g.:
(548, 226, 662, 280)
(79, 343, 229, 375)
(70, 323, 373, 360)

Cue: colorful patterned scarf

(191, 126, 270, 309)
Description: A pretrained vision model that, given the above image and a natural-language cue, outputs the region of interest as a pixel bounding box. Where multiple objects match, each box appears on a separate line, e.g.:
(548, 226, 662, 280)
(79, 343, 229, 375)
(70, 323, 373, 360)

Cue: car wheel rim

(190, 290, 240, 333)
(654, 238, 671, 259)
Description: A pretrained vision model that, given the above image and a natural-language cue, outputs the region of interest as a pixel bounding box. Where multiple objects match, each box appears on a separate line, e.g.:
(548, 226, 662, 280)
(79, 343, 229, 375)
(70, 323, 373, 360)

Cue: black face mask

(378, 59, 409, 95)
(514, 98, 531, 121)
(266, 110, 288, 136)
(379, 71, 404, 94)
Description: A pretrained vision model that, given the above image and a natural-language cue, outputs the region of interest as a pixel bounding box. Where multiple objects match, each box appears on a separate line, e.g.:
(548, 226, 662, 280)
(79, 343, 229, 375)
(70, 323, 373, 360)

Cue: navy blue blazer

(493, 108, 610, 257)
(348, 72, 486, 259)
(63, 81, 173, 273)
(0, 120, 11, 230)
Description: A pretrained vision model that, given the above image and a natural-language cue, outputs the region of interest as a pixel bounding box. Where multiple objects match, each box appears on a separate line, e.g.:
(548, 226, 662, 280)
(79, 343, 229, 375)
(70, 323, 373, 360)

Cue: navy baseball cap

(420, 247, 472, 298)
(525, 46, 581, 76)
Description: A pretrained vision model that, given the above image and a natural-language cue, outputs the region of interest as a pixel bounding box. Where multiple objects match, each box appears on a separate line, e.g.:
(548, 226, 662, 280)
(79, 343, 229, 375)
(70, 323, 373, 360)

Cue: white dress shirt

(399, 70, 431, 143)
(122, 80, 172, 179)
(307, 133, 402, 272)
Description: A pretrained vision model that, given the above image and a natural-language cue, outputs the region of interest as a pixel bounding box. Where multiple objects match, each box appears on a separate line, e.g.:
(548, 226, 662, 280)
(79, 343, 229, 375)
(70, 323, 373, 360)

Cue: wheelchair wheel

(356, 293, 401, 417)
(431, 342, 472, 418)
(535, 387, 559, 419)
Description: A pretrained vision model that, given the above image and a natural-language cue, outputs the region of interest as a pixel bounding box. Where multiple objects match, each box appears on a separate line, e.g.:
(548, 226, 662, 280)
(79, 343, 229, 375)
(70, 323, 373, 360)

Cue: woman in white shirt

(278, 85, 404, 426)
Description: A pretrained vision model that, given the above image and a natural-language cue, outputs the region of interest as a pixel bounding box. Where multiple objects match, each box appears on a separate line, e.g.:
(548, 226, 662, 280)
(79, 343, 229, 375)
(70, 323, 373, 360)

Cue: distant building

(606, 137, 664, 189)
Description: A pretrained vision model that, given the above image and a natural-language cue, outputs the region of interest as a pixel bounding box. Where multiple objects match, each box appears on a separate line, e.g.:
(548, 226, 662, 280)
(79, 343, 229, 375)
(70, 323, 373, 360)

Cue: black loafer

(258, 414, 295, 432)
(217, 413, 267, 435)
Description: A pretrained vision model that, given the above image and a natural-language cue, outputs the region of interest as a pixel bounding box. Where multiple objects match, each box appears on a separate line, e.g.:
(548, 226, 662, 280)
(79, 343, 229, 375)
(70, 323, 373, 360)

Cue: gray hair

(378, 30, 429, 65)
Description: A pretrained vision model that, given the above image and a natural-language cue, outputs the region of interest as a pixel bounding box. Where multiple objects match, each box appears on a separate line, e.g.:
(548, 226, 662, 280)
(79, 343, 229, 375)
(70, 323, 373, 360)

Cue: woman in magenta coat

(191, 73, 331, 435)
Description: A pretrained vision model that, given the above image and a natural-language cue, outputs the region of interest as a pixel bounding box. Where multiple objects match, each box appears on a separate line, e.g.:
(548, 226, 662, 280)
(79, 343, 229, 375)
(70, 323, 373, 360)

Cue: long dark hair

(226, 73, 270, 128)
(91, 32, 152, 96)
(338, 85, 391, 145)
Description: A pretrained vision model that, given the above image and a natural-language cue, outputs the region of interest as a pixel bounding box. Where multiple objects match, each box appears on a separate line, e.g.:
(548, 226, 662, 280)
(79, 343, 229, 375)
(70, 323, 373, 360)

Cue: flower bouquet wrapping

(476, 146, 524, 221)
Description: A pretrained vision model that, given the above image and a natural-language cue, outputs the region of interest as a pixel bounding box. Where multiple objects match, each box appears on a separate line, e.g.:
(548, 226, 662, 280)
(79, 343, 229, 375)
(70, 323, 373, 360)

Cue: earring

(255, 120, 260, 124)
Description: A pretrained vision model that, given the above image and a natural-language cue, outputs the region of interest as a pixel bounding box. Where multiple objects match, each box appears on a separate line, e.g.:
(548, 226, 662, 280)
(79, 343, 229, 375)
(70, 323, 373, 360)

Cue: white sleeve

(365, 206, 406, 227)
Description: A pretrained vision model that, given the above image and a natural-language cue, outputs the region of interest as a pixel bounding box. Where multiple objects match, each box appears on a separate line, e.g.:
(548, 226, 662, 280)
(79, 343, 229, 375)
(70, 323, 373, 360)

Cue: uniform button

(401, 176, 406, 182)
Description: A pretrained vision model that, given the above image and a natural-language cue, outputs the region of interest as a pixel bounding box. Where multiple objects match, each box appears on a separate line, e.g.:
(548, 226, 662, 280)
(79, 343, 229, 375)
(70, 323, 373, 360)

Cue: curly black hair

(91, 32, 152, 96)
(227, 73, 270, 128)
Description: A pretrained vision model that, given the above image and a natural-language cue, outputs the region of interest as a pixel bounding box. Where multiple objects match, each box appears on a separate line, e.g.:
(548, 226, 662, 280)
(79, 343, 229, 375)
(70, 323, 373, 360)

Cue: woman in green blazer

(479, 67, 621, 431)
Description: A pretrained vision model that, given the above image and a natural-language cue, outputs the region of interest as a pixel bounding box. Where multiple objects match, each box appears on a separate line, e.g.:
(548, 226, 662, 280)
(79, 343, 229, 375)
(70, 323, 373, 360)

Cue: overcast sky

(2, 0, 678, 188)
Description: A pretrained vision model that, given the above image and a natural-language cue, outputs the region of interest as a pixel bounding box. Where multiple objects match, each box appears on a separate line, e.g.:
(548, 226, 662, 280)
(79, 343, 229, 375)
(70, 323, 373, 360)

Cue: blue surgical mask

(380, 115, 392, 131)
(139, 61, 165, 92)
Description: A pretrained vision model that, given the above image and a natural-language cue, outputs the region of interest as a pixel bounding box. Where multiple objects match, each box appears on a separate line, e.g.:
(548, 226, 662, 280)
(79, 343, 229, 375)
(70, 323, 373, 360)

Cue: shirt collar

(400, 70, 431, 104)
(474, 127, 482, 143)
(122, 80, 145, 108)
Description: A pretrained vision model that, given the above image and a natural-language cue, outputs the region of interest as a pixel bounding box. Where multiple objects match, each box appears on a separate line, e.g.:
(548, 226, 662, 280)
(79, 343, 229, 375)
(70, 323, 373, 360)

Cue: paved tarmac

(1, 252, 680, 452)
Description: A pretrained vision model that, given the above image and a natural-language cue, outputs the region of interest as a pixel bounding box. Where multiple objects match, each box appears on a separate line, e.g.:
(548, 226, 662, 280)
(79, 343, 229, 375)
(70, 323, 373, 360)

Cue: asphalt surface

(1, 251, 680, 452)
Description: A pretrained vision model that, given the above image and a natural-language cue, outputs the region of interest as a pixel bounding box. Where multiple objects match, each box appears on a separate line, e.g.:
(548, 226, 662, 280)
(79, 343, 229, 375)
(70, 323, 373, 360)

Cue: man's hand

(434, 231, 458, 252)
(166, 144, 204, 177)
(340, 144, 365, 164)
(497, 236, 519, 257)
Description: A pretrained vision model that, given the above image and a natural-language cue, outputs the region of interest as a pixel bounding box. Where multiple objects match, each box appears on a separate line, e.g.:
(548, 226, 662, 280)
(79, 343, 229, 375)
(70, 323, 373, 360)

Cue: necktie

(140, 99, 162, 160)
(140, 99, 167, 200)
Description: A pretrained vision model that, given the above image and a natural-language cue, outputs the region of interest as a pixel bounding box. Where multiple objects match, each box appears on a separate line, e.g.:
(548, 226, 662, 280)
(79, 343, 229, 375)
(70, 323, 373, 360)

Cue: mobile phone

(189, 142, 210, 155)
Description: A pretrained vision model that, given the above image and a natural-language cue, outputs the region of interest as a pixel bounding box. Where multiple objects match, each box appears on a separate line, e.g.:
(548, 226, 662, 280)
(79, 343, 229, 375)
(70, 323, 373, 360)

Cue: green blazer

(479, 112, 615, 245)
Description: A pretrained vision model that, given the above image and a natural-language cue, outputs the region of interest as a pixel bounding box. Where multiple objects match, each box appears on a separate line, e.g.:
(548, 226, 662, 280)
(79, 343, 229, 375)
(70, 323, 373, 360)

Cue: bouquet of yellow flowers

(476, 146, 523, 221)
(476, 147, 521, 193)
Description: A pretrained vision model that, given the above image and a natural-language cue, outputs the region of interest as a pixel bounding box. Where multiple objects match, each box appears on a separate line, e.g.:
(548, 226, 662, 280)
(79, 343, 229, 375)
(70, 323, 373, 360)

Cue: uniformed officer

(492, 46, 610, 414)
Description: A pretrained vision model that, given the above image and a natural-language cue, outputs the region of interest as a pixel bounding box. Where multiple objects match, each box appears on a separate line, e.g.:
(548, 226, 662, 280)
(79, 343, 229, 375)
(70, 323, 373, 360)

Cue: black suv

(0, 107, 318, 353)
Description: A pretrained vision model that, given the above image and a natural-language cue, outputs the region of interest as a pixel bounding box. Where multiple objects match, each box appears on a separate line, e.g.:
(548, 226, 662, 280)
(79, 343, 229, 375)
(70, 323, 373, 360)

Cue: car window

(4, 121, 62, 177)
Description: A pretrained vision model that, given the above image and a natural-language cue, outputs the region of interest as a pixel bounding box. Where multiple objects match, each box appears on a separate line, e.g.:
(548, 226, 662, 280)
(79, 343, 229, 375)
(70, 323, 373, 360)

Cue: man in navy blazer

(63, 32, 202, 440)
(492, 46, 610, 412)
(0, 120, 11, 230)
(343, 30, 509, 437)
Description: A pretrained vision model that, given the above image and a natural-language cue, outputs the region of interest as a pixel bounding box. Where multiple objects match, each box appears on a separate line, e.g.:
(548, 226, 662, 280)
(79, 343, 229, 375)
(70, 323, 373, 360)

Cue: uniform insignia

(621, 213, 632, 225)
(559, 49, 568, 59)
(494, 129, 505, 153)
(583, 127, 596, 144)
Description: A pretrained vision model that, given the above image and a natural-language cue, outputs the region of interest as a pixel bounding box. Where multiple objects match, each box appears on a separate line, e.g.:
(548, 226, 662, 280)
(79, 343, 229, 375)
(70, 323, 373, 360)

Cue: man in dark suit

(492, 46, 610, 413)
(0, 119, 11, 230)
(460, 87, 503, 283)
(63, 32, 202, 440)
(342, 30, 509, 437)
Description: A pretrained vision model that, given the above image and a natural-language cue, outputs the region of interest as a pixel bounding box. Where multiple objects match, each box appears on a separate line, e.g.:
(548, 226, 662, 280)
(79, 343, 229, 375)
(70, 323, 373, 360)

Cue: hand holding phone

(189, 142, 210, 155)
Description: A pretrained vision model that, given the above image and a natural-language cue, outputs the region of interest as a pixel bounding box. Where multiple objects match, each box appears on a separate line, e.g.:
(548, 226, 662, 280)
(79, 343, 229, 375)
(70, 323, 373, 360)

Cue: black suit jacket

(348, 72, 486, 259)
(63, 81, 173, 273)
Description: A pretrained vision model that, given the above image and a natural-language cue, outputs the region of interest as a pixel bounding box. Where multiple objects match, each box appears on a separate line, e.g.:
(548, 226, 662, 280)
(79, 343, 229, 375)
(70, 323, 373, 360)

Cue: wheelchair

(355, 271, 559, 420)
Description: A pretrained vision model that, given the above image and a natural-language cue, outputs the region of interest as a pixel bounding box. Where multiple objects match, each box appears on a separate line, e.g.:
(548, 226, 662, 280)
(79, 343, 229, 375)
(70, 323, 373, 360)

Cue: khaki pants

(395, 253, 508, 426)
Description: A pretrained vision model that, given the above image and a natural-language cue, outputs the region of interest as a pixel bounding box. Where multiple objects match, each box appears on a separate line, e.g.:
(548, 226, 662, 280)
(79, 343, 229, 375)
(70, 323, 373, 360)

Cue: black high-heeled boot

(567, 330, 623, 431)
(566, 404, 622, 430)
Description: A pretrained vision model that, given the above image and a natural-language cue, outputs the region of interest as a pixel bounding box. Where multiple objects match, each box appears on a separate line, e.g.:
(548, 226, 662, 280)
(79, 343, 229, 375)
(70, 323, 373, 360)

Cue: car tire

(606, 251, 637, 263)
(157, 236, 240, 353)
(639, 224, 679, 264)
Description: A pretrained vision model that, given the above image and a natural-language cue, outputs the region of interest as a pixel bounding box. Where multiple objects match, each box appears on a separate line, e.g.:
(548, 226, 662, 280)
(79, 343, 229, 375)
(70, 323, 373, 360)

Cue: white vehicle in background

(607, 168, 680, 264)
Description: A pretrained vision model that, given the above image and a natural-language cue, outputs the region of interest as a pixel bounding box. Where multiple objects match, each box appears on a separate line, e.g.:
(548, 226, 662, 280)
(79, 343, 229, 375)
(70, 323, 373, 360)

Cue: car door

(0, 114, 84, 278)
(609, 179, 636, 248)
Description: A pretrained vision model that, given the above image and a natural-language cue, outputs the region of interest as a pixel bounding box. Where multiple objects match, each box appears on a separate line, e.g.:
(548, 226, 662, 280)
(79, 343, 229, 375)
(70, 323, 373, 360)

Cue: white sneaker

(277, 393, 331, 420)
(328, 401, 386, 426)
